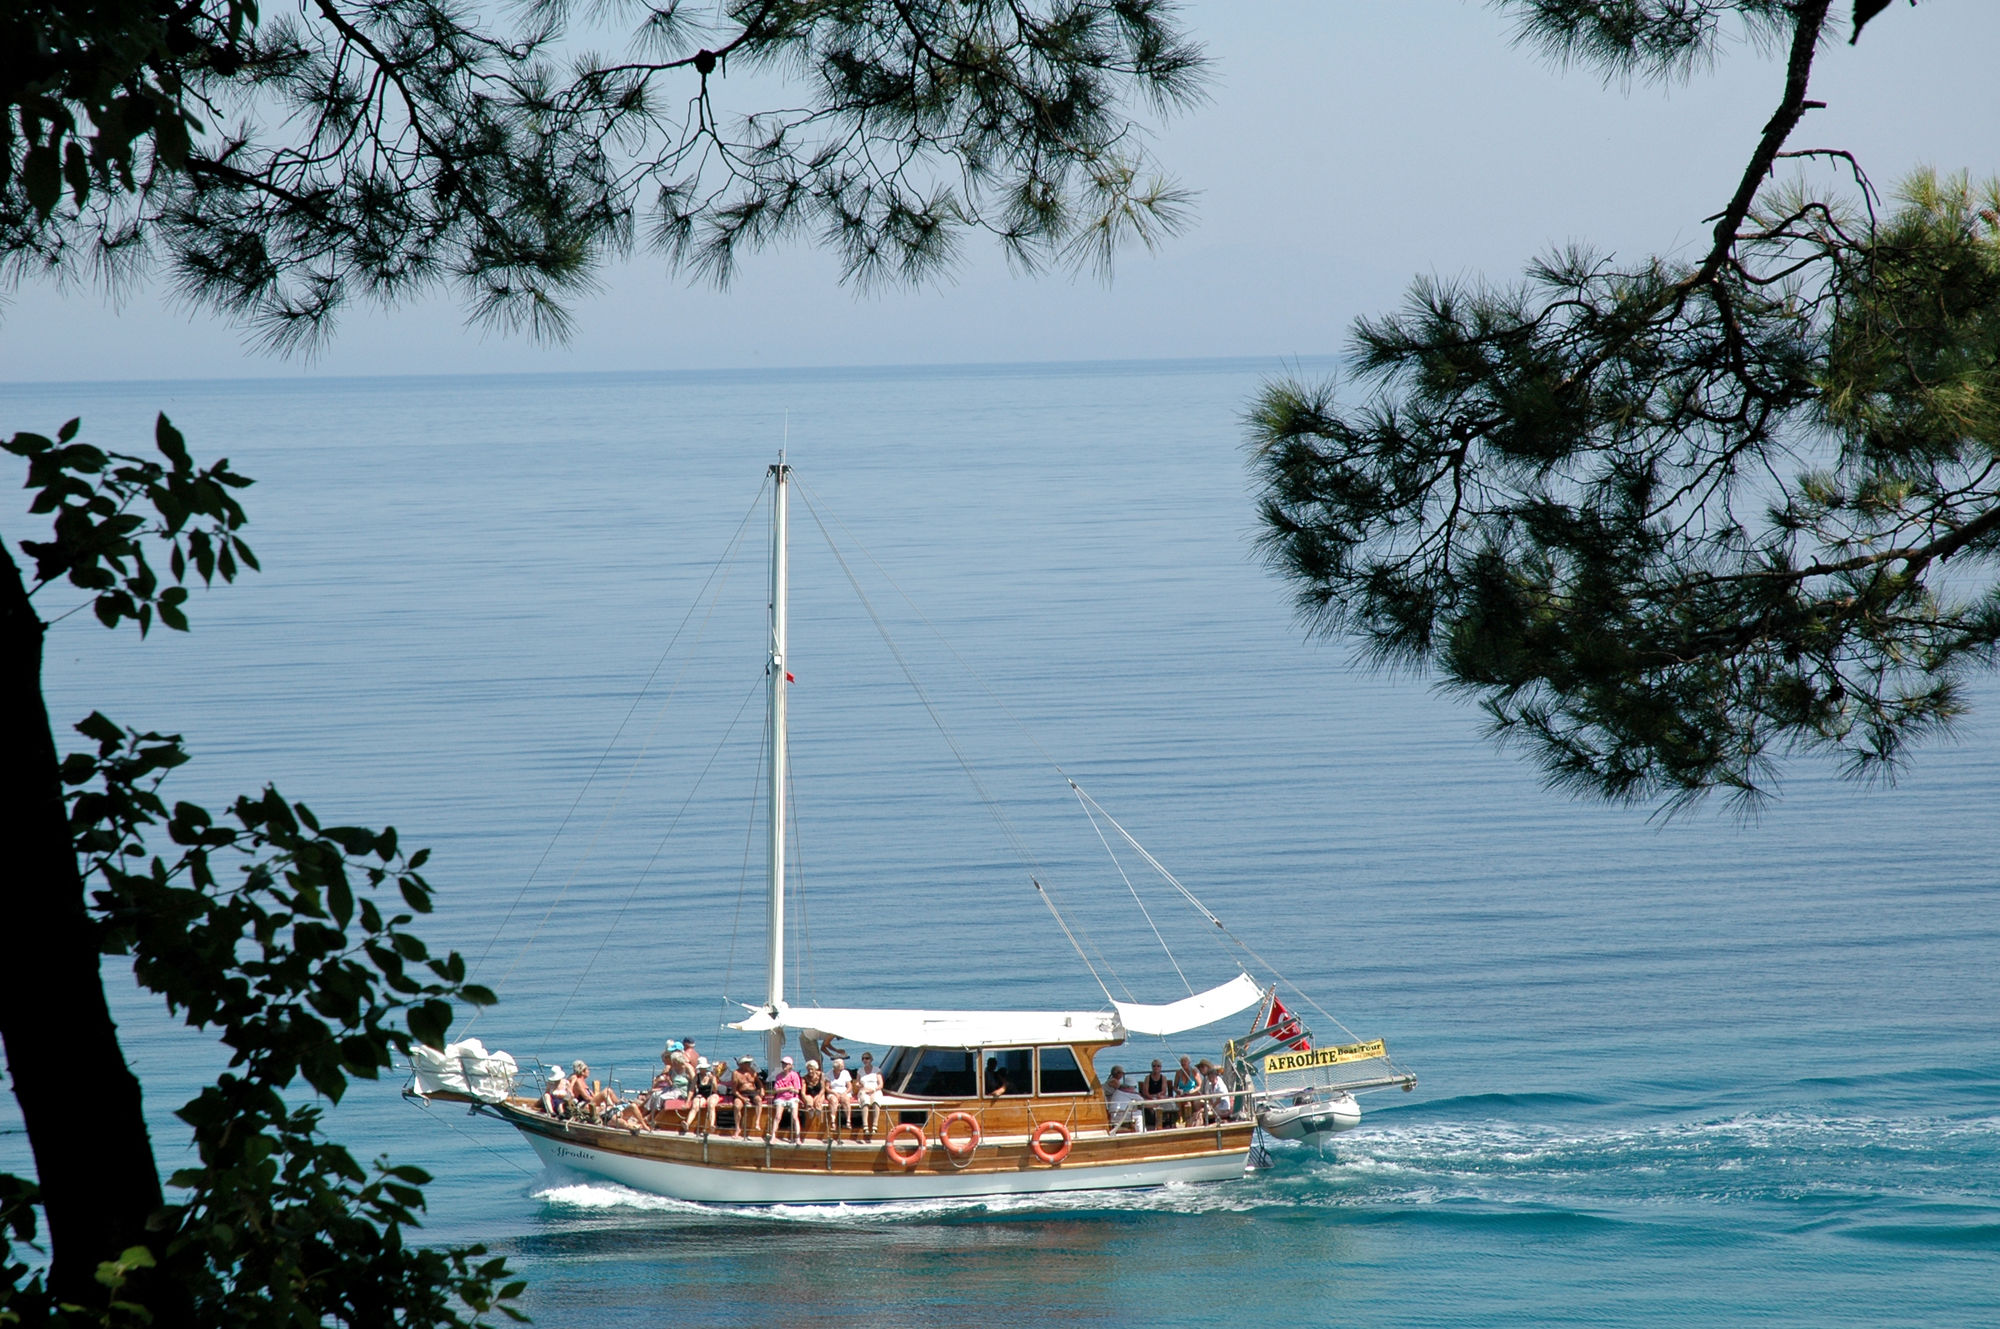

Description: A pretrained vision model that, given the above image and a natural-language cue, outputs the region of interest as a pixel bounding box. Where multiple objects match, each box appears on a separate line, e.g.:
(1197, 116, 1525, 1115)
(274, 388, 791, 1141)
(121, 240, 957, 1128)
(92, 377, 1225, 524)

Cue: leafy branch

(1251, 2, 2000, 812)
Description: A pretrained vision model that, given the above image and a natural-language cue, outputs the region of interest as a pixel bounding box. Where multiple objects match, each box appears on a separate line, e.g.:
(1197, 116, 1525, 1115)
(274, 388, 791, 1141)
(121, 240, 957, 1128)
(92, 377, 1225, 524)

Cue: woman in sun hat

(686, 1056, 721, 1135)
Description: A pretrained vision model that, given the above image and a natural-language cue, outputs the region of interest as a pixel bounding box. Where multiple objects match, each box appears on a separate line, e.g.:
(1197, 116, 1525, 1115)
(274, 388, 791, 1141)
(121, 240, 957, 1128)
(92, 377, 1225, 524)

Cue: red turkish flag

(1267, 995, 1311, 1052)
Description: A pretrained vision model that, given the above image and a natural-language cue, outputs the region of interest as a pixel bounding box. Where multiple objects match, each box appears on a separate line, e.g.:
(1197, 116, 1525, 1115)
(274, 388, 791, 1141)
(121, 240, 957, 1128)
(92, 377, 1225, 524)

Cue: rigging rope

(467, 485, 763, 1015)
(1074, 785, 1194, 996)
(540, 673, 763, 1050)
(1068, 780, 1366, 1047)
(794, 482, 1138, 1004)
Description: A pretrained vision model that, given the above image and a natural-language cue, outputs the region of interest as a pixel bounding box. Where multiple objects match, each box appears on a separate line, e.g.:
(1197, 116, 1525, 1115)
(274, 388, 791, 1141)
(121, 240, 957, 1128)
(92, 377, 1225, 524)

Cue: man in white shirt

(1103, 1065, 1145, 1132)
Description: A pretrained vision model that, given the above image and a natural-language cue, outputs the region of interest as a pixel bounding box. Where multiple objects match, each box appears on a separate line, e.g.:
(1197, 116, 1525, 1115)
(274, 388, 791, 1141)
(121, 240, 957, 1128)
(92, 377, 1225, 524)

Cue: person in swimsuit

(1174, 1055, 1203, 1125)
(768, 1055, 804, 1144)
(568, 1060, 617, 1123)
(643, 1055, 676, 1124)
(542, 1067, 573, 1118)
(686, 1058, 721, 1135)
(730, 1057, 765, 1137)
(800, 1060, 828, 1138)
(1140, 1058, 1174, 1129)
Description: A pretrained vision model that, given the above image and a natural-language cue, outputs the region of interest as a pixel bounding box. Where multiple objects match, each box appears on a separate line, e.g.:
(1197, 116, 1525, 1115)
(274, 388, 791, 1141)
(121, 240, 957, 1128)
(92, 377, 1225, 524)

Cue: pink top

(772, 1069, 804, 1101)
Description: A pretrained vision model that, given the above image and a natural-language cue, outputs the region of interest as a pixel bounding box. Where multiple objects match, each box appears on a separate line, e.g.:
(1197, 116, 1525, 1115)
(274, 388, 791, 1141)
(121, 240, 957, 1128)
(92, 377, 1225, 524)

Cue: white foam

(518, 1110, 1998, 1221)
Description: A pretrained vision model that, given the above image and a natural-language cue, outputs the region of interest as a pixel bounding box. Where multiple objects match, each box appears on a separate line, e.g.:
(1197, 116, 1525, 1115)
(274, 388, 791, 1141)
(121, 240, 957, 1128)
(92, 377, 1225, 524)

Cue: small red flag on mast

(1267, 995, 1312, 1051)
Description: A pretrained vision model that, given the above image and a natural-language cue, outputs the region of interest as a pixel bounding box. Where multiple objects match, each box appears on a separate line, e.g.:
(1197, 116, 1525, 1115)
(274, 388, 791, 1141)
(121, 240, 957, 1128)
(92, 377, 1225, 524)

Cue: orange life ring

(883, 1122, 927, 1168)
(938, 1112, 982, 1160)
(1029, 1120, 1072, 1166)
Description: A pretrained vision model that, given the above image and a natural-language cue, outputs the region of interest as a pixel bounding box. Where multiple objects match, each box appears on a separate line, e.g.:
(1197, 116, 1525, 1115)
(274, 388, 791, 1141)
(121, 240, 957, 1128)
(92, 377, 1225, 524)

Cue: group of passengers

(538, 1041, 889, 1144)
(1103, 1054, 1237, 1131)
(543, 1043, 1242, 1140)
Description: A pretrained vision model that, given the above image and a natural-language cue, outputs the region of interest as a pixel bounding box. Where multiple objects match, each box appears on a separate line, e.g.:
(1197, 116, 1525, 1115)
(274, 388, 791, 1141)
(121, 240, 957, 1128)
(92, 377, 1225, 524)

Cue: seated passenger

(800, 1059, 828, 1138)
(643, 1061, 675, 1120)
(768, 1055, 805, 1144)
(1103, 1066, 1144, 1132)
(1174, 1055, 1203, 1124)
(730, 1056, 766, 1138)
(1200, 1061, 1233, 1122)
(568, 1060, 615, 1123)
(856, 1052, 885, 1142)
(988, 1066, 1012, 1097)
(542, 1067, 573, 1118)
(607, 1096, 651, 1132)
(1140, 1059, 1174, 1129)
(686, 1057, 722, 1135)
(827, 1058, 854, 1141)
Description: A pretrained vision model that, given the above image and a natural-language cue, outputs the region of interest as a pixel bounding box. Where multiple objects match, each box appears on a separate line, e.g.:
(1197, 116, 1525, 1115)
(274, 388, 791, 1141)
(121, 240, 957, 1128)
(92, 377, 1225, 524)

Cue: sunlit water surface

(3, 360, 1995, 1327)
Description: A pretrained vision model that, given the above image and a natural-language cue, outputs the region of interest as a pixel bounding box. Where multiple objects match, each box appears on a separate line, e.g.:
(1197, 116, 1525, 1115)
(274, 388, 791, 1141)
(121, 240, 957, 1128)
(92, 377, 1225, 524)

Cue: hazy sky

(4, 0, 1997, 383)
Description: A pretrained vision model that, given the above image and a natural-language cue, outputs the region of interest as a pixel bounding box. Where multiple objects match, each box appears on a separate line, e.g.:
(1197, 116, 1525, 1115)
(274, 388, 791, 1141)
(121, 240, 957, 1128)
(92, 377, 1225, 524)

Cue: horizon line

(0, 351, 1342, 392)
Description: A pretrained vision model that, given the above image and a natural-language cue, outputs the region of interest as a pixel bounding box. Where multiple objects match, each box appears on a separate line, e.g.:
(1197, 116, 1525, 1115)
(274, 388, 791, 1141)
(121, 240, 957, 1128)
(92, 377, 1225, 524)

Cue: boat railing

(896, 1089, 1256, 1139)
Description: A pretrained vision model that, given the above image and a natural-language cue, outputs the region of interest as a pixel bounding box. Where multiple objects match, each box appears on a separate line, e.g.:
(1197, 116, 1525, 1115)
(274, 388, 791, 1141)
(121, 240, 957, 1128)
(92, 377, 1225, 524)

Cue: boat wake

(528, 1107, 2000, 1243)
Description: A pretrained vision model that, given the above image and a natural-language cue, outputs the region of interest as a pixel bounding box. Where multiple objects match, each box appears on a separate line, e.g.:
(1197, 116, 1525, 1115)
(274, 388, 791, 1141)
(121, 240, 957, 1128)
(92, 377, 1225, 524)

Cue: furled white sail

(730, 1003, 1121, 1049)
(409, 1038, 519, 1102)
(1111, 972, 1265, 1037)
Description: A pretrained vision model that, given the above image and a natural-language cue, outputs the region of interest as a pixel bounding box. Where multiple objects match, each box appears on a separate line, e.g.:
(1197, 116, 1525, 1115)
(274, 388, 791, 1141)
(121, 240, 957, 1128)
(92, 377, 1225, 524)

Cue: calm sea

(3, 360, 1996, 1327)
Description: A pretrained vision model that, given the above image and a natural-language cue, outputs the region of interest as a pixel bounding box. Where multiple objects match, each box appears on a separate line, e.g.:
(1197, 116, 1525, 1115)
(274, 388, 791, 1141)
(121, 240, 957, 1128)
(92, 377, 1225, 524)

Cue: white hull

(1257, 1093, 1361, 1141)
(519, 1130, 1249, 1204)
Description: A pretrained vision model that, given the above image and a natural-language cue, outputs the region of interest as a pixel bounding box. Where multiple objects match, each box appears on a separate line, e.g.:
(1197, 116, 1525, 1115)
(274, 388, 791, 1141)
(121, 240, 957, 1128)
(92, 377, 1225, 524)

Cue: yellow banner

(1263, 1039, 1386, 1075)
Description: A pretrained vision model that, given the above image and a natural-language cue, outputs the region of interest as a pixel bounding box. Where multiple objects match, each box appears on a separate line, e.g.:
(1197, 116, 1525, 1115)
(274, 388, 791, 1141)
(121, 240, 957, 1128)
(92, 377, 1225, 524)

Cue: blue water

(3, 360, 1996, 1327)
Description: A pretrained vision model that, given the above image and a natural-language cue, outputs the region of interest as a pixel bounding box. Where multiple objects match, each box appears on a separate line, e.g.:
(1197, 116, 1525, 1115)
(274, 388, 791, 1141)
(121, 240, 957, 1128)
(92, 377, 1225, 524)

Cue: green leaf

(407, 1000, 452, 1047)
(63, 140, 90, 206)
(22, 143, 59, 214)
(155, 414, 190, 470)
(398, 878, 433, 913)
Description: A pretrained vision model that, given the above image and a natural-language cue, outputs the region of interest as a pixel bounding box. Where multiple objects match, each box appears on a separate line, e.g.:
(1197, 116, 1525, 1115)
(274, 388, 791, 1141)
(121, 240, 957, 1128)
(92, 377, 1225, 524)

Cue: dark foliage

(3, 0, 1205, 349)
(2, 421, 517, 1326)
(1250, 0, 1998, 810)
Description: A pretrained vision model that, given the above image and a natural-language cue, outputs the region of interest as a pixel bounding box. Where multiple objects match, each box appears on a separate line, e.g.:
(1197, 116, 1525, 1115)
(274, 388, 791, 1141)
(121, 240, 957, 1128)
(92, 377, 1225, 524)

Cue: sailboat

(409, 461, 1414, 1203)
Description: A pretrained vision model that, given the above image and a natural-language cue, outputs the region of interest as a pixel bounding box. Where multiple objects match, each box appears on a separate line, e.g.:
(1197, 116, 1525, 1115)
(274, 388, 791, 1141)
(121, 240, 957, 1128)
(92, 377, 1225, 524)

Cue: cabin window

(1036, 1045, 1089, 1095)
(901, 1047, 976, 1097)
(982, 1047, 1033, 1096)
(879, 1047, 918, 1090)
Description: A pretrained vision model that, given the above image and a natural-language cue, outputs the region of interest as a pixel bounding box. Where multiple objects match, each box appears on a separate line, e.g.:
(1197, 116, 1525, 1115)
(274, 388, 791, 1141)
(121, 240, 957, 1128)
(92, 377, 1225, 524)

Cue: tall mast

(765, 458, 790, 1067)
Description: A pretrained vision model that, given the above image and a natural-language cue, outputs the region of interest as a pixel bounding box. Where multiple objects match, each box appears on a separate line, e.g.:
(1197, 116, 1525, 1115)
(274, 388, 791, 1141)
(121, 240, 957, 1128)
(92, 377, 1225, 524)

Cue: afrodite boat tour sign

(1263, 1040, 1389, 1076)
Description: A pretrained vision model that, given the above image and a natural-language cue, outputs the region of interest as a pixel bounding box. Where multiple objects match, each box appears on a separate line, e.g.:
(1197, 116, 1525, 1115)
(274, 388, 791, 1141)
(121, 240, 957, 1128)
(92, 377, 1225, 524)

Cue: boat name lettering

(1263, 1040, 1386, 1074)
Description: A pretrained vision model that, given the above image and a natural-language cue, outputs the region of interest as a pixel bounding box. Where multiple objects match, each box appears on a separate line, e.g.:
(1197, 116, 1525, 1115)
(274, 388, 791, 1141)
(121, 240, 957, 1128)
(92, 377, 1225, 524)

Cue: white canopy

(729, 975, 1264, 1049)
(730, 1004, 1121, 1049)
(1112, 972, 1265, 1037)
